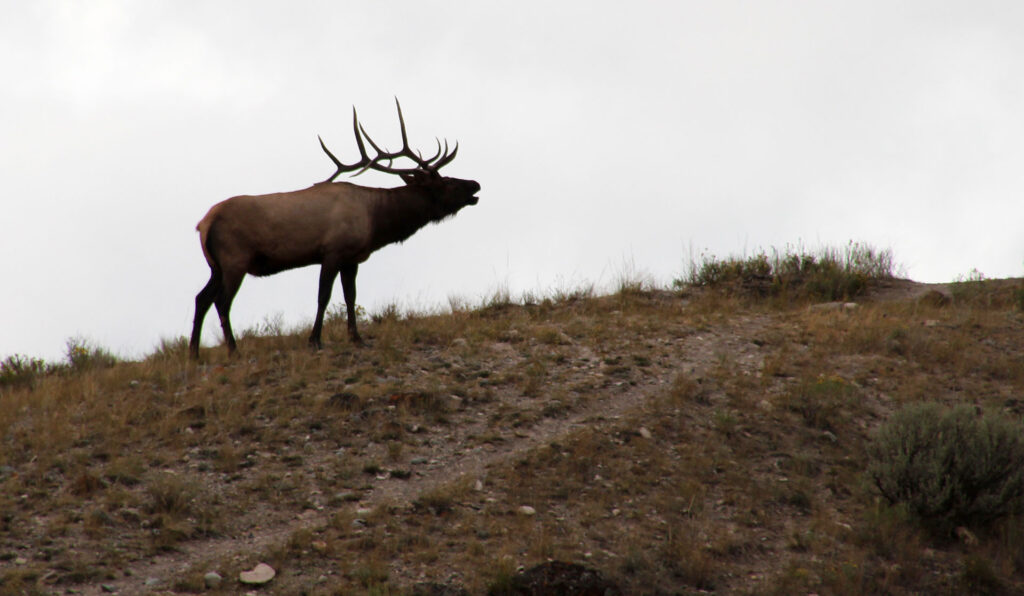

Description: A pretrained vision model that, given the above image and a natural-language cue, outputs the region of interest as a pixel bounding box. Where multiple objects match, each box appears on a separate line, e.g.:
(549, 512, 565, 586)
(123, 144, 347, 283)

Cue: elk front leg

(309, 263, 339, 349)
(339, 263, 362, 344)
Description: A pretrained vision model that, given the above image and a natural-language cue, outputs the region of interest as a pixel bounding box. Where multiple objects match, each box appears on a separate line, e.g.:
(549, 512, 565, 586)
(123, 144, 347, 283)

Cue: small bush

(0, 354, 49, 389)
(65, 337, 117, 371)
(784, 375, 858, 431)
(867, 403, 1024, 533)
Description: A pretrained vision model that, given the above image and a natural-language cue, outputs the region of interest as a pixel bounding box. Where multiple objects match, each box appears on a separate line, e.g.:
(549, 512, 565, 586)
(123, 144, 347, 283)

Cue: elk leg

(339, 263, 362, 344)
(213, 271, 244, 355)
(189, 271, 221, 359)
(309, 263, 339, 349)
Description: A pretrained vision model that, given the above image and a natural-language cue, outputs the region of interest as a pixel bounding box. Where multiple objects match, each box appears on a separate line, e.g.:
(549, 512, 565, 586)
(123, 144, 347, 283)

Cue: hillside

(2, 275, 1024, 594)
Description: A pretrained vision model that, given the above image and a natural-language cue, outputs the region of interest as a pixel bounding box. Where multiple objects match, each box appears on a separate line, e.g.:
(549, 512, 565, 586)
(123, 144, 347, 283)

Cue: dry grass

(1, 268, 1023, 593)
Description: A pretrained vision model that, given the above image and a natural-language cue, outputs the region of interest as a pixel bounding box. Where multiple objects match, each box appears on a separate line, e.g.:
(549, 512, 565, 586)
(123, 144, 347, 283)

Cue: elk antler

(318, 98, 458, 183)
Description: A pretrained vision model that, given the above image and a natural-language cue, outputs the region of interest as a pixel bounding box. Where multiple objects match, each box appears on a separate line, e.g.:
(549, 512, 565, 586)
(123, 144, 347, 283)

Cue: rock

(143, 577, 161, 587)
(204, 571, 223, 589)
(100, 584, 117, 593)
(638, 427, 653, 439)
(238, 563, 276, 585)
(311, 540, 328, 553)
(517, 505, 536, 516)
(917, 289, 951, 308)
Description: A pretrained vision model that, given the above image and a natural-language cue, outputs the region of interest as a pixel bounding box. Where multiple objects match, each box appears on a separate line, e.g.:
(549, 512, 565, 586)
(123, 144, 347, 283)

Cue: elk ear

(400, 170, 433, 186)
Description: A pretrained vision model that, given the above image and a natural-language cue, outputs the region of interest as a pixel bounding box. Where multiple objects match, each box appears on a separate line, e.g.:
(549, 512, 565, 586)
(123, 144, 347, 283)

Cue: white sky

(2, 1, 1023, 361)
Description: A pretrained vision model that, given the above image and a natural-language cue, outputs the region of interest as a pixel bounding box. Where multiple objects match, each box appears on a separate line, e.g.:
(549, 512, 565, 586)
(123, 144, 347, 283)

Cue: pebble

(517, 505, 536, 516)
(638, 427, 652, 439)
(204, 571, 223, 589)
(239, 563, 276, 585)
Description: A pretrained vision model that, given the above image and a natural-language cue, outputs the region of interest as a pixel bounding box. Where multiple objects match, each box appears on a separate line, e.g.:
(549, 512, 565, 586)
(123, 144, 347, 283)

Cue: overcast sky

(2, 1, 1022, 361)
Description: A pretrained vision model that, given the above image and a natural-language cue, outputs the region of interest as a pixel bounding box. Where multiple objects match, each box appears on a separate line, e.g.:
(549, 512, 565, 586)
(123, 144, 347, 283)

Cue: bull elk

(189, 100, 480, 359)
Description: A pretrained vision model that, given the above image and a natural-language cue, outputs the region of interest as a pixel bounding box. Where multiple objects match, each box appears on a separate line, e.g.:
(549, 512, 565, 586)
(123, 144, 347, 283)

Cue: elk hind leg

(190, 271, 221, 359)
(213, 270, 245, 355)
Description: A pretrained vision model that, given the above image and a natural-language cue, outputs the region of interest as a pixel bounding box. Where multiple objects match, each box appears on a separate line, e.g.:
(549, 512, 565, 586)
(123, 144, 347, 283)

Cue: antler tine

(419, 138, 444, 165)
(394, 97, 410, 154)
(432, 140, 459, 170)
(319, 107, 375, 183)
(357, 122, 392, 159)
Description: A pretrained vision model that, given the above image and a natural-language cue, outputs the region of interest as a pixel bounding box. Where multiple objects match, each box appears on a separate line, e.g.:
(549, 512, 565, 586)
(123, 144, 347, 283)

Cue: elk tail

(196, 213, 219, 269)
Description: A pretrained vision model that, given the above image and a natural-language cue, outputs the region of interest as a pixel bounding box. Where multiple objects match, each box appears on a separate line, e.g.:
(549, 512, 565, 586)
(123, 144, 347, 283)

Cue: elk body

(189, 101, 480, 359)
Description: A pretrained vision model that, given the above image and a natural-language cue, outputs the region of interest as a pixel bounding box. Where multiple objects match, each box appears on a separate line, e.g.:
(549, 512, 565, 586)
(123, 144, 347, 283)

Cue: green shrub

(0, 354, 49, 389)
(65, 337, 117, 371)
(867, 403, 1024, 533)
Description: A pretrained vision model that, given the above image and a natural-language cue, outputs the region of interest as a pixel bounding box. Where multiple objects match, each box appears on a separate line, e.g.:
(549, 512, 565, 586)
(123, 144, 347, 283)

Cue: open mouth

(468, 195, 479, 205)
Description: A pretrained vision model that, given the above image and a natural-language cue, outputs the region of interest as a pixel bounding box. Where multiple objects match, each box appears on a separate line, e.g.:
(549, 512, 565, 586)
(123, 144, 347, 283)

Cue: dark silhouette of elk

(189, 100, 480, 359)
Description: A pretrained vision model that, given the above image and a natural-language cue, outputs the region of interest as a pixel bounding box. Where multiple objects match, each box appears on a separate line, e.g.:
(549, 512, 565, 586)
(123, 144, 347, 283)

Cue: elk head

(318, 98, 479, 218)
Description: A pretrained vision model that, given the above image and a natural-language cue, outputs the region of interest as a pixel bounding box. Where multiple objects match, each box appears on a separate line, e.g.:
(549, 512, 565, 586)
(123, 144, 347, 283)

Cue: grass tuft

(678, 241, 895, 301)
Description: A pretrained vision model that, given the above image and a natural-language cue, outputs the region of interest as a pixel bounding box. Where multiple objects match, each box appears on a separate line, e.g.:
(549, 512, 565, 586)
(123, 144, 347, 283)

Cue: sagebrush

(867, 403, 1024, 533)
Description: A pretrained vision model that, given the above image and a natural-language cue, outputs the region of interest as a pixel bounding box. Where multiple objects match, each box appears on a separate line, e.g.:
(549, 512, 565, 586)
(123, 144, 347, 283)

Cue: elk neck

(368, 185, 457, 248)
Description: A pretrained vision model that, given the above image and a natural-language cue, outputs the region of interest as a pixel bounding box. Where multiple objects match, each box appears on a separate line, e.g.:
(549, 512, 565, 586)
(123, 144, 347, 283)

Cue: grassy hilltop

(2, 246, 1024, 594)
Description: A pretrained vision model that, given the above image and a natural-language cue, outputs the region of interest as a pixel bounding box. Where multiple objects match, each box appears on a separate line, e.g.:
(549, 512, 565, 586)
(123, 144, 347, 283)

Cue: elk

(189, 100, 480, 359)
